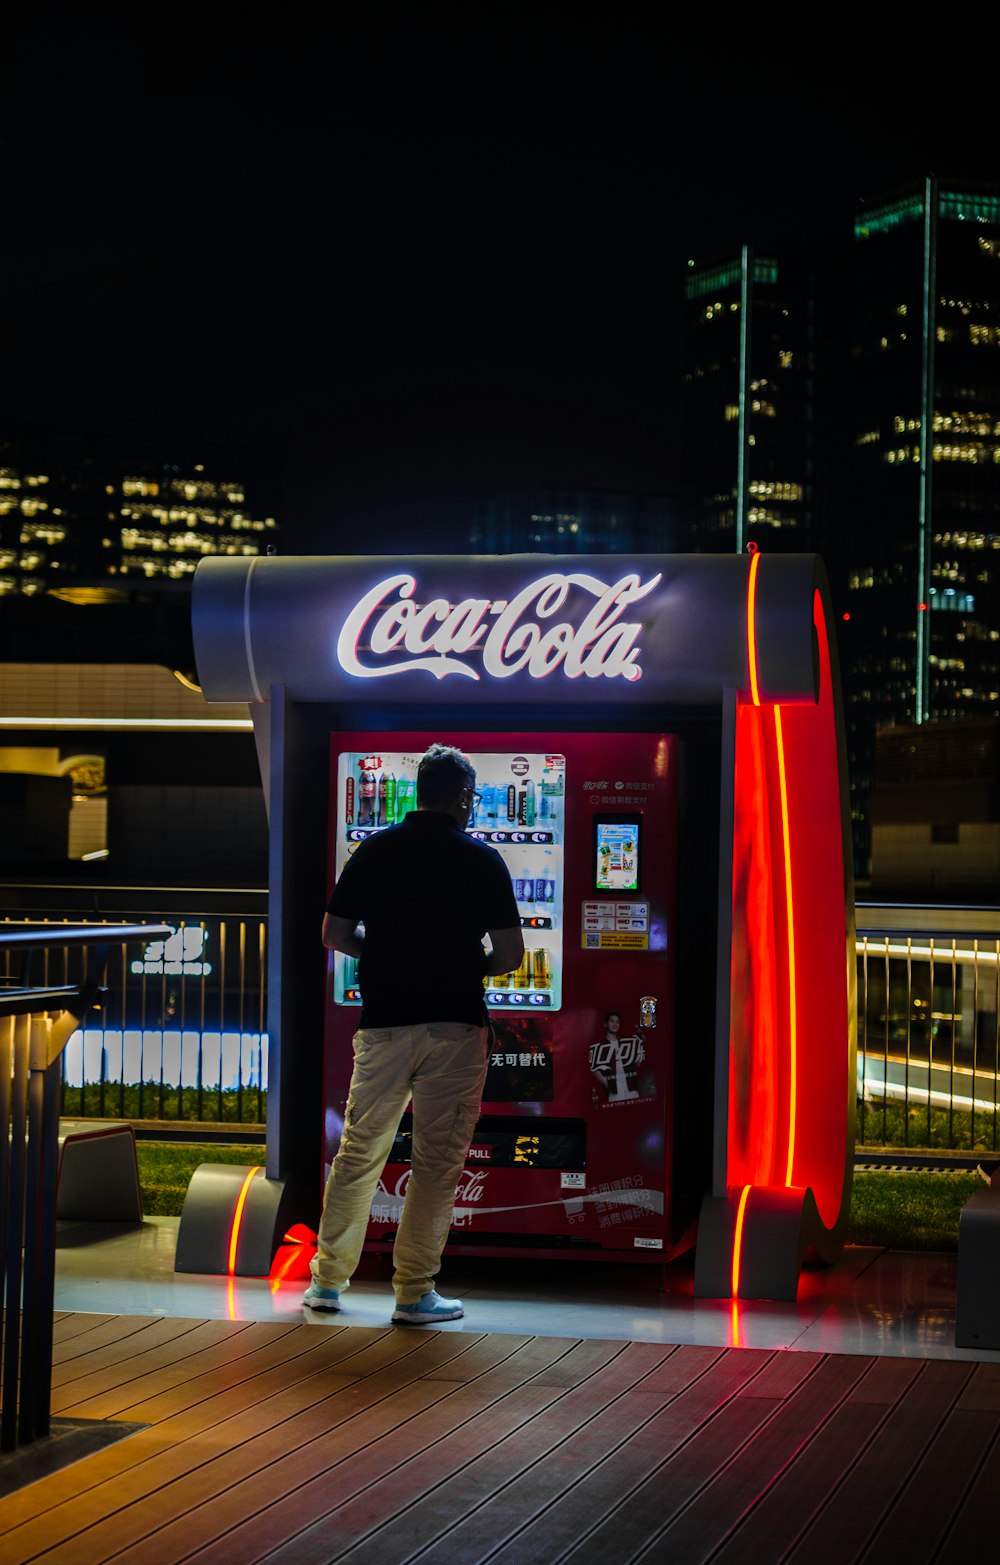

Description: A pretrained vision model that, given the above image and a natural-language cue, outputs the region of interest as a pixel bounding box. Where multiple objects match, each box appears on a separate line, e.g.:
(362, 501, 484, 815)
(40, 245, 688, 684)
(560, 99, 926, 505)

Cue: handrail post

(0, 925, 170, 1456)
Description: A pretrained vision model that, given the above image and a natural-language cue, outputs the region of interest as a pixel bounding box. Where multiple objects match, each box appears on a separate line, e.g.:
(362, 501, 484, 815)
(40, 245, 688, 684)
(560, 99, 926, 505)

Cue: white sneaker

(303, 1282, 341, 1312)
(392, 1289, 464, 1324)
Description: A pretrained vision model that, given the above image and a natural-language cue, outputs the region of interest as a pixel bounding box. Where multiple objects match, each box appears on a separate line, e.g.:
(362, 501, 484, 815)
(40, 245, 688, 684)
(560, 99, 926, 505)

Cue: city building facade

(0, 445, 277, 598)
(843, 178, 1000, 873)
(678, 246, 815, 554)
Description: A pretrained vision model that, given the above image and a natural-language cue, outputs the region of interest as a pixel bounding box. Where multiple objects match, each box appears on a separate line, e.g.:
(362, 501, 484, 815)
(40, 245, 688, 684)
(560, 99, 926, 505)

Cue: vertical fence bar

(197, 923, 206, 1123)
(238, 921, 246, 1125)
(217, 920, 226, 1122)
(0, 1016, 14, 1447)
(31, 1048, 63, 1440)
(926, 940, 934, 1146)
(258, 919, 266, 1124)
(2, 1014, 29, 1452)
(993, 941, 999, 1152)
(947, 941, 957, 1150)
(19, 1020, 46, 1443)
(972, 940, 981, 1150)
(881, 938, 890, 1145)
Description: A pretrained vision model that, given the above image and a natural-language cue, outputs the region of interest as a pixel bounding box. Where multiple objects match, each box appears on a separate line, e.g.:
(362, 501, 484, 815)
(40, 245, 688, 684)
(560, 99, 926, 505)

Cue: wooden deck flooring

(0, 1311, 997, 1562)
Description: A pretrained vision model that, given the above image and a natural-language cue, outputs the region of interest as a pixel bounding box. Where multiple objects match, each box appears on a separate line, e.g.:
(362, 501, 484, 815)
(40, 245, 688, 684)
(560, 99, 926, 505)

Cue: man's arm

(322, 912, 364, 957)
(484, 925, 524, 976)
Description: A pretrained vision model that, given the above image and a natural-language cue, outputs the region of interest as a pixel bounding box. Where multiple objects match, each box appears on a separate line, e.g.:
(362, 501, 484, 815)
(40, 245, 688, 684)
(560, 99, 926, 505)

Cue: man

(305, 743, 524, 1324)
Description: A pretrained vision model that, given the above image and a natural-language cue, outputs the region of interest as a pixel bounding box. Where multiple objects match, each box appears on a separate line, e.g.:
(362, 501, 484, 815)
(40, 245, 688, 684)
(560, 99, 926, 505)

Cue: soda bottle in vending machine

(357, 761, 377, 827)
(377, 768, 396, 826)
(395, 773, 416, 818)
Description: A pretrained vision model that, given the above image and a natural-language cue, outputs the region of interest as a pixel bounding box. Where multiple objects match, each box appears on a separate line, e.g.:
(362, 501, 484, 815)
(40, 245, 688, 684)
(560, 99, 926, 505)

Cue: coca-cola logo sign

(336, 570, 662, 683)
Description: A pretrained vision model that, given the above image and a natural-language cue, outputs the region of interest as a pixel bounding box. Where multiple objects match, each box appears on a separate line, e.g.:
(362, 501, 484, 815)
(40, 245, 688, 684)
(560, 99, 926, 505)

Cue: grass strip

(136, 1141, 265, 1217)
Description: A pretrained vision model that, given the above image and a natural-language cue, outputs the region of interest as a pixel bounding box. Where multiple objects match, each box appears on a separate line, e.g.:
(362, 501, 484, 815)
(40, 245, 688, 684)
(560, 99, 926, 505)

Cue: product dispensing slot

(389, 1114, 586, 1170)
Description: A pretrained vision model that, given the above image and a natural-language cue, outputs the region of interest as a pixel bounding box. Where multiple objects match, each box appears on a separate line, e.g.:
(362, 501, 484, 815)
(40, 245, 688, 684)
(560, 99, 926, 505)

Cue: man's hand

(322, 913, 364, 957)
(484, 926, 525, 977)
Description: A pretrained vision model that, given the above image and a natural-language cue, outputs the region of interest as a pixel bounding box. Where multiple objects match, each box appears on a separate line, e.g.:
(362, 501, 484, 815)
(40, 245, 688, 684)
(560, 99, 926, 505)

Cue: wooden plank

(165, 1336, 586, 1565)
(51, 1315, 210, 1388)
(858, 1406, 1000, 1562)
(935, 1413, 1000, 1560)
(350, 1342, 689, 1565)
(0, 1329, 512, 1563)
(264, 1347, 779, 1565)
(786, 1359, 976, 1562)
(709, 1357, 921, 1563)
(625, 1351, 873, 1563)
(955, 1360, 1000, 1412)
(0, 1324, 393, 1535)
(62, 1320, 306, 1420)
(50, 1319, 263, 1405)
(50, 1314, 188, 1375)
(557, 1352, 870, 1558)
(710, 1401, 889, 1564)
(51, 1313, 118, 1344)
(483, 1350, 777, 1565)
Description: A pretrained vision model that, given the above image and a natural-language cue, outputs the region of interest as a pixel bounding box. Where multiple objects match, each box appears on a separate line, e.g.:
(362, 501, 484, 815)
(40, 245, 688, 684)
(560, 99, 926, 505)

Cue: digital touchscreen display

(593, 816, 641, 893)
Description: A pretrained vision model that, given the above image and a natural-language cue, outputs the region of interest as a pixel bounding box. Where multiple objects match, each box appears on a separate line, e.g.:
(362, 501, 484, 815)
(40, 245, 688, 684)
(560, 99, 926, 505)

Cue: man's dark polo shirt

(327, 810, 519, 1027)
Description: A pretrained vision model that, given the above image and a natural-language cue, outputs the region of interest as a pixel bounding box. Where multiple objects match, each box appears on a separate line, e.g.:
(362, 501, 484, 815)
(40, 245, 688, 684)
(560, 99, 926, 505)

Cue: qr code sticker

(585, 934, 600, 949)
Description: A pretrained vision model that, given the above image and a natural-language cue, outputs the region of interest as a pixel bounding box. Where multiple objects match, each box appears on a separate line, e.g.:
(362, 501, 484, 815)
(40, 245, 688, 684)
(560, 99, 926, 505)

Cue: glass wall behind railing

(0, 893, 268, 1125)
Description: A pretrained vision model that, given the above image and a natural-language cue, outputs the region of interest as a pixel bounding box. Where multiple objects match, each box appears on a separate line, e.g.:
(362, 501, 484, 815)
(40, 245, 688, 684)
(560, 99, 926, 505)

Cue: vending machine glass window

(332, 748, 565, 1012)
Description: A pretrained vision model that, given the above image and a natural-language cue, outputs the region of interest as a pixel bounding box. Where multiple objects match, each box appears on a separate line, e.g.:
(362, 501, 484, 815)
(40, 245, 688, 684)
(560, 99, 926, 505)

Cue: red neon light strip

(731, 1184, 752, 1297)
(746, 550, 762, 706)
(773, 706, 798, 1186)
(227, 1166, 261, 1274)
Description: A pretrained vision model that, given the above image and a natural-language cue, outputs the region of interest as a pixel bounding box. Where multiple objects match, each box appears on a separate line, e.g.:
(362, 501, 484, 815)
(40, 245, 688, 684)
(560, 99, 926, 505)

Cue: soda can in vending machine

(345, 775, 355, 825)
(532, 948, 551, 989)
(512, 952, 532, 989)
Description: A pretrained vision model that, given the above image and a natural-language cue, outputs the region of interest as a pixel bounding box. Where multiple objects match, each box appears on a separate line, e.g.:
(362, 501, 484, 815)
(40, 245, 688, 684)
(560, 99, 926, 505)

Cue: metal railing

(856, 906, 1000, 1151)
(5, 898, 1000, 1152)
(0, 909, 268, 1126)
(0, 923, 169, 1453)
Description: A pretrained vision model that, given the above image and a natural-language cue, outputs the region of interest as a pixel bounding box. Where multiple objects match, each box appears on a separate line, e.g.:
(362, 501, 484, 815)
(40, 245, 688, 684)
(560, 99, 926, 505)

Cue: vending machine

(183, 550, 856, 1299)
(324, 730, 678, 1259)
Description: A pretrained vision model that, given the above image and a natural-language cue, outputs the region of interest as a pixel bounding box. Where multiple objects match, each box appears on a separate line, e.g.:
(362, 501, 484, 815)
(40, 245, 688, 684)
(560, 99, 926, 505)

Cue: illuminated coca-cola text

(336, 570, 662, 683)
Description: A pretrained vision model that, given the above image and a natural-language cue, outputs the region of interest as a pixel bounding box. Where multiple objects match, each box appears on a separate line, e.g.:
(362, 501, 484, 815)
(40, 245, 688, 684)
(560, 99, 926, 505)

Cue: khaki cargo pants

(310, 1021, 488, 1305)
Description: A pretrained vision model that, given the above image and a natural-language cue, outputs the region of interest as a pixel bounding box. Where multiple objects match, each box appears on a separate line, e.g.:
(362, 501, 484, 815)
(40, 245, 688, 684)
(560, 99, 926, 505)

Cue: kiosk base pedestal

(694, 1184, 838, 1301)
(175, 1164, 318, 1277)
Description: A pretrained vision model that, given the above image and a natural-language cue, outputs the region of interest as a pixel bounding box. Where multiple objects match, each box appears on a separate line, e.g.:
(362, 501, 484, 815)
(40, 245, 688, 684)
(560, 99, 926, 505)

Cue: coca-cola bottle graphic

(358, 762, 377, 827)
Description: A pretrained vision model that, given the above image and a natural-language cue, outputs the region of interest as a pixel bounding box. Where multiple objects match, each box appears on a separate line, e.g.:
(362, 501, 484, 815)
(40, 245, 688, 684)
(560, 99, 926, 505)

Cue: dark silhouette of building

(678, 247, 815, 554)
(469, 488, 675, 554)
(840, 178, 1000, 877)
(869, 717, 1000, 899)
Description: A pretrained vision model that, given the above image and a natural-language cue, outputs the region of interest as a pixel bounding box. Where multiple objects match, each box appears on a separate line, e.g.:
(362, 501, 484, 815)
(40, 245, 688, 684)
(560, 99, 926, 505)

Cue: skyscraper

(0, 444, 278, 599)
(843, 178, 1000, 872)
(679, 248, 814, 554)
(469, 488, 674, 553)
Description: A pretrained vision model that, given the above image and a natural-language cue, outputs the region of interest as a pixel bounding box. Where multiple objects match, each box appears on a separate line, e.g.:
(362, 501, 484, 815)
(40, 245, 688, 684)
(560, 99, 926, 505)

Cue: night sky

(3, 14, 994, 552)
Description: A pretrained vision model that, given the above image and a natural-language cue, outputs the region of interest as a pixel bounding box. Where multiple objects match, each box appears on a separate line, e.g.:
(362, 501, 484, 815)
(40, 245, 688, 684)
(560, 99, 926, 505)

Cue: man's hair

(416, 743, 476, 808)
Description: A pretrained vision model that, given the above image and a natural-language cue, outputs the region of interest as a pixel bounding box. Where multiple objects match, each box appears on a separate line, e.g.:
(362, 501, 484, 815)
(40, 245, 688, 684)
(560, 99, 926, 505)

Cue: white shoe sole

(392, 1307, 463, 1324)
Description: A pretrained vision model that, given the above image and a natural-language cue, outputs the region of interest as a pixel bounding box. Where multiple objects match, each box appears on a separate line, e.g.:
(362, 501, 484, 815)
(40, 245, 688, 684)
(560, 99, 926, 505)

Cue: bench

(956, 1185, 1000, 1348)
(56, 1120, 143, 1224)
